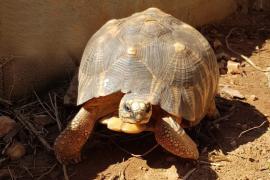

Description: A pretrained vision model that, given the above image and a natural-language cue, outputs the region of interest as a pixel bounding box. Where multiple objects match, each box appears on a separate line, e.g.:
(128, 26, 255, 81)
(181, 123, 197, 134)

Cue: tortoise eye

(124, 104, 131, 112)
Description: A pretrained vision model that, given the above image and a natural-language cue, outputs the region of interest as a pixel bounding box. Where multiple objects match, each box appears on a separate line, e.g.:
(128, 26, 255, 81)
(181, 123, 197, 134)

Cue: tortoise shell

(77, 8, 219, 123)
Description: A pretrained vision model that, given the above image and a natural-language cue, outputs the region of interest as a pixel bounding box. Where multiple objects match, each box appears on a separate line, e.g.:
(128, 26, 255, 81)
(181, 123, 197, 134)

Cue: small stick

(37, 163, 57, 180)
(213, 105, 236, 124)
(53, 93, 62, 131)
(183, 168, 197, 180)
(16, 114, 53, 151)
(48, 92, 62, 131)
(0, 97, 12, 106)
(238, 120, 267, 138)
(7, 166, 14, 180)
(33, 90, 56, 122)
(62, 165, 69, 180)
(112, 141, 159, 158)
(22, 165, 34, 178)
(225, 28, 270, 72)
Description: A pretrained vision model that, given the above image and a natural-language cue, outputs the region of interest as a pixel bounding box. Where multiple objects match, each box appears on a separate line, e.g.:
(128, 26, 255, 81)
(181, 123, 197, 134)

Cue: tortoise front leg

(54, 107, 96, 164)
(154, 116, 199, 159)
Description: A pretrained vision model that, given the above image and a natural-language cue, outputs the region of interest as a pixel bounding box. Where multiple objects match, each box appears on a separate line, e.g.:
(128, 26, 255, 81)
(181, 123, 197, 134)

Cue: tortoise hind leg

(207, 99, 220, 120)
(154, 116, 199, 159)
(54, 107, 96, 164)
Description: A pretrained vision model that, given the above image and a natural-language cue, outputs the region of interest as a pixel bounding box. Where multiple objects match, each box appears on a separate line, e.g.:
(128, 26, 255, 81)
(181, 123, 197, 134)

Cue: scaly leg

(54, 107, 96, 164)
(154, 116, 199, 159)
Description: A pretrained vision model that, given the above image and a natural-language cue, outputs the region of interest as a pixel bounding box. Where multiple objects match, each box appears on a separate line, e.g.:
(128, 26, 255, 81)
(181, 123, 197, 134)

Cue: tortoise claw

(55, 149, 82, 165)
(54, 136, 82, 164)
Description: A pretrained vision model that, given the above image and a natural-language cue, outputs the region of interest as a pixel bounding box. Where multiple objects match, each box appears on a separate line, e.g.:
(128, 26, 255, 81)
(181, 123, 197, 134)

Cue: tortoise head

(119, 93, 152, 124)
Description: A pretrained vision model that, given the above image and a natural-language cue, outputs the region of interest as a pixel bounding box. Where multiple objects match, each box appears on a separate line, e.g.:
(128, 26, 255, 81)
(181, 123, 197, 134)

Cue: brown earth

(1, 10, 270, 180)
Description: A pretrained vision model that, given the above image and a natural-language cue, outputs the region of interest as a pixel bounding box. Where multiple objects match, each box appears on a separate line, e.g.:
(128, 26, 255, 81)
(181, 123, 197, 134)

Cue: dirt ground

(1, 10, 270, 180)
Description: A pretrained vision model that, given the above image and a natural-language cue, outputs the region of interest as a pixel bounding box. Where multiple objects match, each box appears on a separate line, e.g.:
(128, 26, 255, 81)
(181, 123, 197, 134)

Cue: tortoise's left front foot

(154, 116, 199, 159)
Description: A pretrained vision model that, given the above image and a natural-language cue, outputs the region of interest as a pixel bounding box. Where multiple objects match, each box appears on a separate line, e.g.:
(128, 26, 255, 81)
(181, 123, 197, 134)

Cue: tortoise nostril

(145, 103, 151, 113)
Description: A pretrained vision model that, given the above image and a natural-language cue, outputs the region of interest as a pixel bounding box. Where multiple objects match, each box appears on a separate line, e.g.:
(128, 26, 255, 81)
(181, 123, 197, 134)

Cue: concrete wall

(0, 0, 237, 101)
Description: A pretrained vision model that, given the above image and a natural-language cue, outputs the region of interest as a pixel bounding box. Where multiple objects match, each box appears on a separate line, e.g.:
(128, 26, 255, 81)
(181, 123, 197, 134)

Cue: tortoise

(54, 7, 220, 164)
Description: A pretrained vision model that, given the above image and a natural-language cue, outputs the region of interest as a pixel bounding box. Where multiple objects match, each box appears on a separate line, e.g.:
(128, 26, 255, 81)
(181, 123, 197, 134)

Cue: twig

(238, 120, 268, 138)
(7, 166, 14, 180)
(62, 165, 69, 180)
(112, 141, 159, 158)
(37, 163, 57, 180)
(33, 90, 56, 122)
(213, 105, 236, 124)
(0, 157, 8, 166)
(0, 97, 12, 106)
(48, 92, 62, 131)
(16, 101, 38, 110)
(53, 93, 62, 131)
(225, 28, 270, 72)
(22, 165, 34, 178)
(183, 168, 197, 180)
(15, 114, 53, 151)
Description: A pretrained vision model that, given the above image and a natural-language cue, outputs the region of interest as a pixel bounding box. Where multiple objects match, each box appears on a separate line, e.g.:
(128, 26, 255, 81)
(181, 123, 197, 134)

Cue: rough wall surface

(0, 0, 237, 101)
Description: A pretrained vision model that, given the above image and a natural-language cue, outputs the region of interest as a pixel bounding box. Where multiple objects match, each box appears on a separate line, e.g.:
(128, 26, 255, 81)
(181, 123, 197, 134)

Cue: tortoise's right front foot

(54, 108, 95, 164)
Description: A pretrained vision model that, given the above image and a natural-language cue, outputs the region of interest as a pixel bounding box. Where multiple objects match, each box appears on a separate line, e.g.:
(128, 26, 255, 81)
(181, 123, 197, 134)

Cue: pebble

(248, 95, 258, 101)
(0, 116, 17, 138)
(227, 60, 242, 74)
(5, 141, 26, 160)
(220, 86, 245, 99)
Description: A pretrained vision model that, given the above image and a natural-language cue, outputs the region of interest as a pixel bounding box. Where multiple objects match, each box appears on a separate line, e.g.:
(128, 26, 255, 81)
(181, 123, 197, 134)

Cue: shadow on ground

(67, 95, 268, 180)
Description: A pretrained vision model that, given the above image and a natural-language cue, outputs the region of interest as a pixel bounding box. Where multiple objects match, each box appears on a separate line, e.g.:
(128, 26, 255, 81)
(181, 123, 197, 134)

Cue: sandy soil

(0, 10, 270, 180)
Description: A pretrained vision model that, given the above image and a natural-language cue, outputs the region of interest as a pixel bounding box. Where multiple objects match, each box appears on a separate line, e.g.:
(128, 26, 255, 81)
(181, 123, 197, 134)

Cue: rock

(230, 57, 237, 61)
(220, 86, 245, 99)
(227, 60, 242, 74)
(0, 116, 17, 138)
(5, 141, 26, 160)
(248, 95, 258, 101)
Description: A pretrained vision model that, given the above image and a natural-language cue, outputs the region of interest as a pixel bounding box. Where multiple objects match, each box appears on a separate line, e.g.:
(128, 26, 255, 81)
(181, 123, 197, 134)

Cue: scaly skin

(54, 107, 96, 164)
(154, 115, 199, 159)
(54, 92, 123, 164)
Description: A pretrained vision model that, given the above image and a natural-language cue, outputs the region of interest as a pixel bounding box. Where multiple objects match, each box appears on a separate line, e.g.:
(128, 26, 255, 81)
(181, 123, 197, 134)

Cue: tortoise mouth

(99, 117, 148, 134)
(120, 117, 150, 124)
